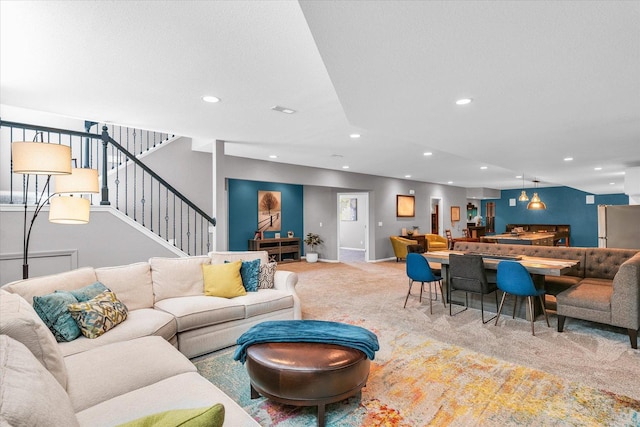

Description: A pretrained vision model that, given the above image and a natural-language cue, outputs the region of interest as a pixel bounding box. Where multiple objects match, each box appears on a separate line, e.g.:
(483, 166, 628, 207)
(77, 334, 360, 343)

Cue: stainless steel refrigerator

(597, 205, 640, 249)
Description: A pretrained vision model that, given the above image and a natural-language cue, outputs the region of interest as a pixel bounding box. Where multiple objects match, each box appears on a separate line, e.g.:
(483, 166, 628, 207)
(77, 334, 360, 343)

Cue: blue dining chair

(496, 260, 550, 335)
(405, 253, 446, 314)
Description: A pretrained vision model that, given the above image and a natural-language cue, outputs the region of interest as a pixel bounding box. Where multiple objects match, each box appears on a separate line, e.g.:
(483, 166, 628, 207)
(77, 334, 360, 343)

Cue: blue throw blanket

(233, 320, 380, 364)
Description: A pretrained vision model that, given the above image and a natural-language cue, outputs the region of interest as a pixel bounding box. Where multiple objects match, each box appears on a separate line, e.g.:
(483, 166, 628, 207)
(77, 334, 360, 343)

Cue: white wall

(0, 206, 181, 286)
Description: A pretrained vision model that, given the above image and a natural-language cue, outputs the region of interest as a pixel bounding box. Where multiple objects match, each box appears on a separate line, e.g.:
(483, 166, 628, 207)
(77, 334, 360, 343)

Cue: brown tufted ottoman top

(245, 341, 371, 426)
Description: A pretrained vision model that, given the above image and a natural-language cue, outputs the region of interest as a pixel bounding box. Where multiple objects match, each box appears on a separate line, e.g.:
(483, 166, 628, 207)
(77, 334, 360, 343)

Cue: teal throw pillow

(224, 259, 261, 292)
(33, 291, 81, 342)
(68, 281, 109, 302)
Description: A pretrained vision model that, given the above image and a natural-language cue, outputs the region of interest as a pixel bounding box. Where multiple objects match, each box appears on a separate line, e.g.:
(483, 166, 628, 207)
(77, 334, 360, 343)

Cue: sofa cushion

(258, 262, 277, 289)
(0, 335, 79, 427)
(58, 308, 177, 357)
(75, 372, 260, 427)
(150, 256, 211, 302)
(33, 290, 82, 342)
(116, 404, 225, 427)
(556, 280, 612, 312)
(232, 290, 295, 318)
(68, 291, 129, 339)
(0, 292, 68, 389)
(65, 336, 197, 412)
(584, 248, 638, 280)
(154, 296, 245, 332)
(95, 262, 154, 310)
(203, 261, 247, 298)
(2, 267, 97, 306)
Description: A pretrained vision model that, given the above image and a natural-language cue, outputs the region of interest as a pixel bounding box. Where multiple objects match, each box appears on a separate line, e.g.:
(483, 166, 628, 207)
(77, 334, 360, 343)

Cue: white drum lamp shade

(54, 168, 99, 194)
(49, 196, 90, 224)
(11, 142, 72, 175)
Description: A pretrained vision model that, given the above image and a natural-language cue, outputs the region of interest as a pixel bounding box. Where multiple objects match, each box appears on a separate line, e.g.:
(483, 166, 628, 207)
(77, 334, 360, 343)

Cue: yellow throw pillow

(116, 404, 224, 427)
(202, 261, 247, 298)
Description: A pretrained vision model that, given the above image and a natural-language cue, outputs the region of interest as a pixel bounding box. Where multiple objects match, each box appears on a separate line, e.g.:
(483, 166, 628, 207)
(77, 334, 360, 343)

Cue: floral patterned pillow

(67, 291, 128, 339)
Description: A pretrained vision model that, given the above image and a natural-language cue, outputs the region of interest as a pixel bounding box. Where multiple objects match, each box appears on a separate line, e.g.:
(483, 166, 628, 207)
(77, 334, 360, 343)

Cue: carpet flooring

(193, 260, 640, 426)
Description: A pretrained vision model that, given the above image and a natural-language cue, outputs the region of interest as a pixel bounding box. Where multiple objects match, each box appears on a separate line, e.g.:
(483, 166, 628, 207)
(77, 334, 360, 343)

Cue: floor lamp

(12, 139, 99, 279)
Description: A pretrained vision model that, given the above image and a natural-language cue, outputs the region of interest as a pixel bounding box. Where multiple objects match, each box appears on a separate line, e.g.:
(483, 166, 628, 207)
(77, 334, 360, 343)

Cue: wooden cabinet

(248, 237, 301, 263)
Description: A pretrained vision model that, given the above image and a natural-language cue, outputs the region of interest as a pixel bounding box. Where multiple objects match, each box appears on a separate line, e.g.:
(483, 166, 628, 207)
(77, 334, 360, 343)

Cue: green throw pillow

(116, 404, 225, 427)
(33, 291, 81, 342)
(67, 291, 128, 339)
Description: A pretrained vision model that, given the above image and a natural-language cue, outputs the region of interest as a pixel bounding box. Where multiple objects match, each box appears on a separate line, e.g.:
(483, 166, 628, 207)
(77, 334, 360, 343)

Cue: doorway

(337, 193, 369, 262)
(430, 197, 442, 235)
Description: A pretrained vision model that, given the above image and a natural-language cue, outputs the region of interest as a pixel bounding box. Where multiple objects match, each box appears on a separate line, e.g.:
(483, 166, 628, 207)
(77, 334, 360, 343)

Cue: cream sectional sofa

(0, 250, 299, 426)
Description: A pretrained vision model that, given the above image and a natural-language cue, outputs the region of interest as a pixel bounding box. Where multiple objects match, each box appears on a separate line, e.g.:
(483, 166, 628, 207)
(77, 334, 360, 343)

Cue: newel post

(100, 125, 111, 205)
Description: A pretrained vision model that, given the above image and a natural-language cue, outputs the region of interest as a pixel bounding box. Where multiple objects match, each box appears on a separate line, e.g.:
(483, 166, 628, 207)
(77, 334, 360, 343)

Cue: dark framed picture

(396, 195, 415, 217)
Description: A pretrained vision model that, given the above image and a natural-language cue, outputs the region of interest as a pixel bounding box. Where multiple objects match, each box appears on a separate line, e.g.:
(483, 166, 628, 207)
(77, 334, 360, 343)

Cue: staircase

(0, 119, 215, 257)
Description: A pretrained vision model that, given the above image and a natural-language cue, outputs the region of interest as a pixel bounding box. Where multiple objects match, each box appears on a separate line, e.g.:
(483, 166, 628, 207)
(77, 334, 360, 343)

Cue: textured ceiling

(1, 1, 638, 195)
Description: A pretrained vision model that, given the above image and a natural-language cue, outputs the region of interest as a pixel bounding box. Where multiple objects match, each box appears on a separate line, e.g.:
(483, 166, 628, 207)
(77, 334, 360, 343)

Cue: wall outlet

(378, 221, 383, 227)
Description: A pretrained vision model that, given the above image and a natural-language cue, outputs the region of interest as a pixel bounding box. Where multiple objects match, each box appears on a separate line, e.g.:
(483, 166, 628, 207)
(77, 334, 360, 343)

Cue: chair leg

(480, 293, 498, 324)
(403, 279, 414, 308)
(538, 294, 550, 327)
(438, 280, 447, 308)
(527, 296, 535, 336)
(449, 290, 469, 317)
(419, 281, 424, 303)
(512, 296, 518, 319)
(495, 292, 508, 326)
(428, 280, 433, 315)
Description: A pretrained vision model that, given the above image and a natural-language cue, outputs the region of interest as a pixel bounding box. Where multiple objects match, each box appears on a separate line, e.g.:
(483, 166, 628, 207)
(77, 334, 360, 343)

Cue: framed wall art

(451, 206, 461, 222)
(396, 195, 415, 218)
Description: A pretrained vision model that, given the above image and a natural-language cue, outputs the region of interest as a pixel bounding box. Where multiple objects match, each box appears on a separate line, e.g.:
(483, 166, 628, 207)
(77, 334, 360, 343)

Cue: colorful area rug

(194, 317, 640, 426)
(194, 261, 640, 426)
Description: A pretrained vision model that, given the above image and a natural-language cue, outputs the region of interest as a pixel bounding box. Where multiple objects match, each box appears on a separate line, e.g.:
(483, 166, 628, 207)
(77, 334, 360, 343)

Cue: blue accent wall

(482, 187, 628, 247)
(228, 179, 304, 251)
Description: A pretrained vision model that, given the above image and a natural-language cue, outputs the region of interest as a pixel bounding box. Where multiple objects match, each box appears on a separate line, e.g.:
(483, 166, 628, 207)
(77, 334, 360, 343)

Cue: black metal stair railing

(1, 119, 216, 256)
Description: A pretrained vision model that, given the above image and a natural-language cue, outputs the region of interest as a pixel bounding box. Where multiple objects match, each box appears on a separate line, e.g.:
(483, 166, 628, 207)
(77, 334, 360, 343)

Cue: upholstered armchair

(390, 236, 418, 262)
(425, 234, 449, 251)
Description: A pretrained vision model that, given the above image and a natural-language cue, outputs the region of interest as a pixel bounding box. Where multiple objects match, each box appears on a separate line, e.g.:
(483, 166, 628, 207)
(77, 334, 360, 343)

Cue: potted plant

(303, 232, 323, 263)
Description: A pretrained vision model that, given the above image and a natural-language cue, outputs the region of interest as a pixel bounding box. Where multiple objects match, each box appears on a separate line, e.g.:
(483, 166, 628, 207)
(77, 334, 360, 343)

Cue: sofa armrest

(273, 270, 301, 319)
(611, 253, 640, 330)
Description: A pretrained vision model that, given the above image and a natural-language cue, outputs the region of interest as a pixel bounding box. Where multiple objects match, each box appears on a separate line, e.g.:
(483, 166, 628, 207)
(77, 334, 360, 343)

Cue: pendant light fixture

(518, 174, 529, 202)
(527, 179, 547, 210)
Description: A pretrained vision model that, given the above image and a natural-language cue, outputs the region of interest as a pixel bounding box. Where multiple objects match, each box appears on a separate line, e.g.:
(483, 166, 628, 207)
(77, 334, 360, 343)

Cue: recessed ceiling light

(202, 95, 220, 103)
(271, 105, 296, 114)
(564, 157, 573, 161)
(269, 155, 278, 159)
(515, 175, 522, 179)
(594, 167, 602, 171)
(349, 133, 361, 139)
(480, 166, 488, 170)
(610, 182, 615, 185)
(342, 165, 349, 169)
(447, 181, 453, 184)
(405, 175, 411, 178)
(456, 98, 473, 105)
(423, 152, 433, 156)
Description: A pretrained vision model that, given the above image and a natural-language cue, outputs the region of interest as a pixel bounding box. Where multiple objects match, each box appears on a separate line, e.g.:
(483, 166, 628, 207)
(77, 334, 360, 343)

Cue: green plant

(303, 232, 323, 252)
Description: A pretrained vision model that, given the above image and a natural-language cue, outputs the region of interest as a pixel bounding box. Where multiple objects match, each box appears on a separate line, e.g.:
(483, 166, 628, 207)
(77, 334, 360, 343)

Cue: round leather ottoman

(245, 342, 370, 427)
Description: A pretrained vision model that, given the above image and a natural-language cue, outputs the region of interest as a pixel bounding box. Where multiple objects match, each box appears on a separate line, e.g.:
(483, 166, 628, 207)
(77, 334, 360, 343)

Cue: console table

(248, 237, 301, 263)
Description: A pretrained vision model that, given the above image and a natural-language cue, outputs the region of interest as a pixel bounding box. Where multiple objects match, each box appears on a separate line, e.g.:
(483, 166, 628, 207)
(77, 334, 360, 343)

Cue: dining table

(422, 250, 580, 319)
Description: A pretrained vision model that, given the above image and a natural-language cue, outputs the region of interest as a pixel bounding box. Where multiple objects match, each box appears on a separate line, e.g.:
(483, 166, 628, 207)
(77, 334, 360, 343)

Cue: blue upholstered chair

(404, 253, 446, 314)
(496, 261, 550, 335)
